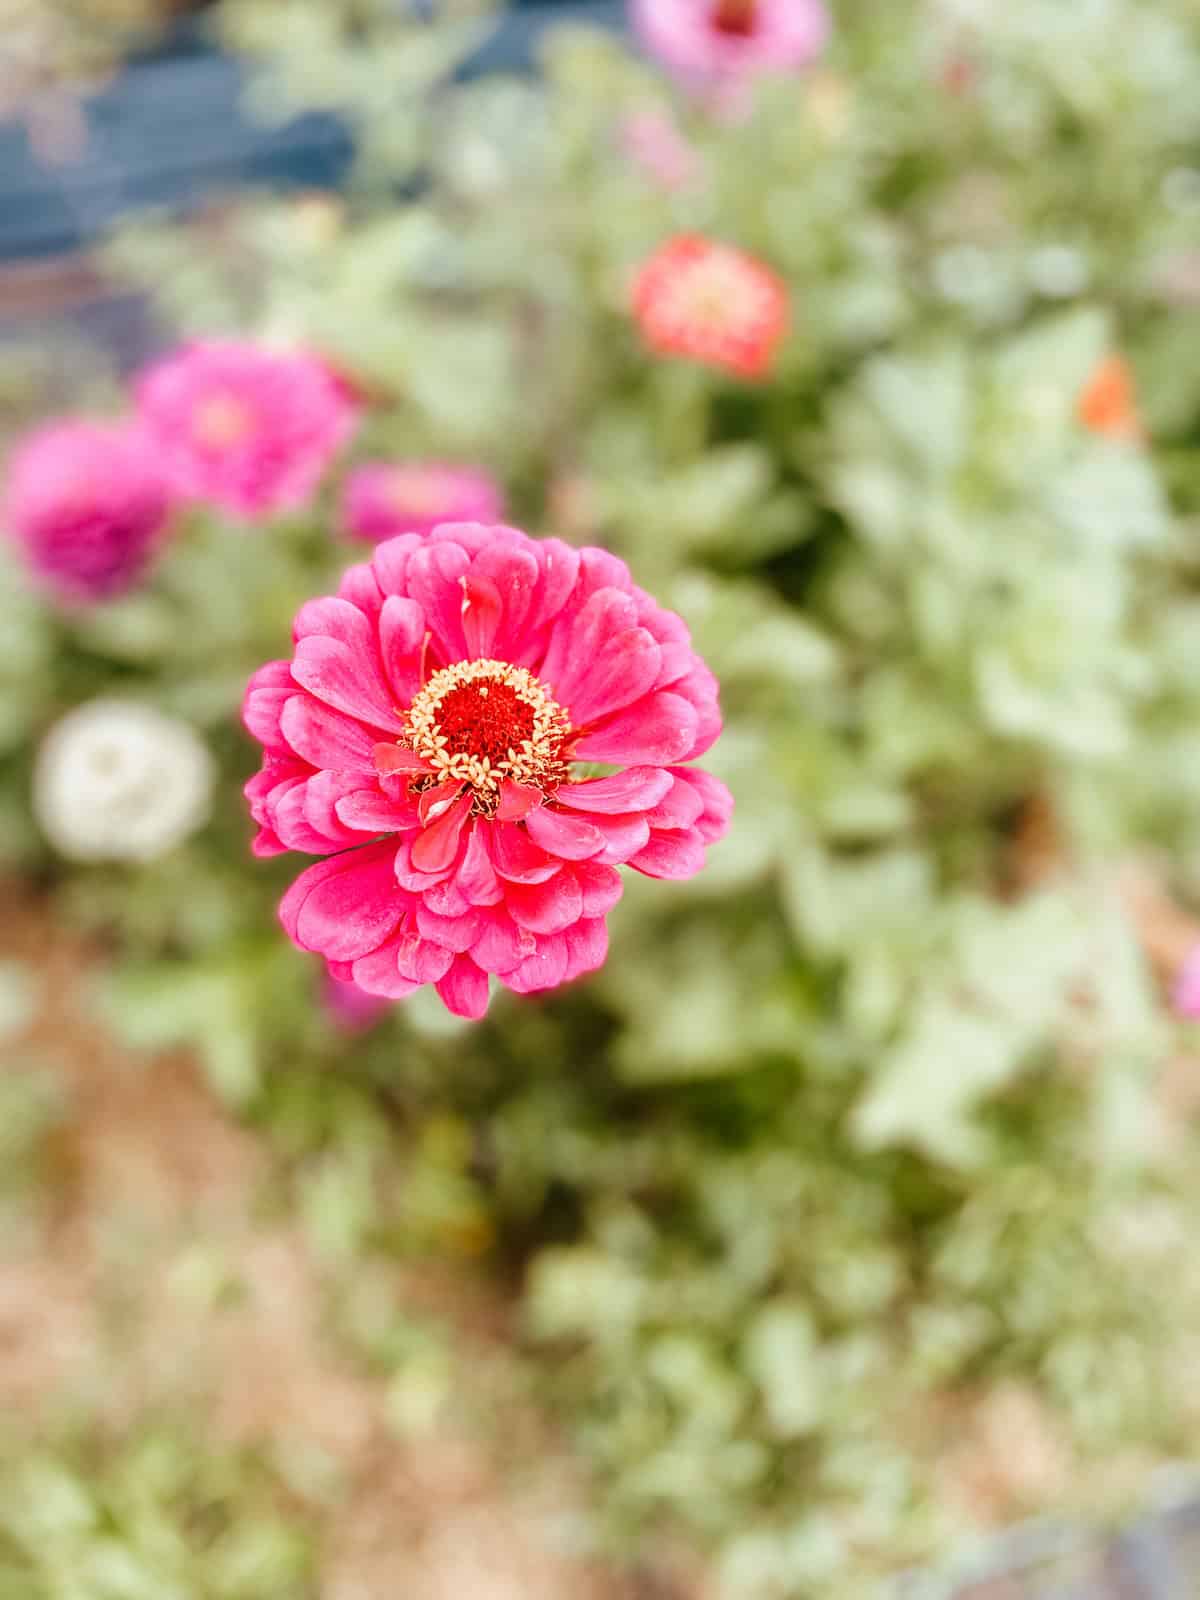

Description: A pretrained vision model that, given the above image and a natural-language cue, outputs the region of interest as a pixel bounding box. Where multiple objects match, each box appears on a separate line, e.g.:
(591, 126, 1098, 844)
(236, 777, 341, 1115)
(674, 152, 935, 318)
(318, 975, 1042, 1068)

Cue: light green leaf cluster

(0, 1428, 314, 1599)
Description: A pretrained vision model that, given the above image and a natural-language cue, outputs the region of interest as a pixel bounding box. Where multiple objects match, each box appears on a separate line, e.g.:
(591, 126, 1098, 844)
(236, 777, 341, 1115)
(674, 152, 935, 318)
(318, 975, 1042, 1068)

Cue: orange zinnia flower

(1078, 355, 1143, 444)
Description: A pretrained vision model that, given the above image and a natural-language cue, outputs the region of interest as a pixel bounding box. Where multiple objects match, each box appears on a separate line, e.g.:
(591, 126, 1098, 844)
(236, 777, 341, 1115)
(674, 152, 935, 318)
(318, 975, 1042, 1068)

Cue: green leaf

(744, 1303, 821, 1438)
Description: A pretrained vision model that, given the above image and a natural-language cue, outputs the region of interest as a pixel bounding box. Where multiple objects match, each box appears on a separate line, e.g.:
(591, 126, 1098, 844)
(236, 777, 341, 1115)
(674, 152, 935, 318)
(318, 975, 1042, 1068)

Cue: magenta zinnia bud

(243, 522, 731, 1020)
(630, 0, 830, 91)
(340, 462, 505, 543)
(1173, 943, 1200, 1020)
(135, 340, 359, 522)
(619, 109, 703, 192)
(2, 419, 173, 605)
(322, 970, 390, 1033)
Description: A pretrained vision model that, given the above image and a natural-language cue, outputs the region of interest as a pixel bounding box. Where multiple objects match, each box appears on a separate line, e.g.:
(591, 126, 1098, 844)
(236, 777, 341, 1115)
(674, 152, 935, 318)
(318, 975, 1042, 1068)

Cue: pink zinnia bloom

(631, 0, 830, 89)
(632, 234, 790, 380)
(243, 522, 731, 1021)
(135, 340, 358, 522)
(1173, 943, 1200, 1020)
(340, 462, 504, 543)
(3, 419, 172, 605)
(620, 109, 703, 192)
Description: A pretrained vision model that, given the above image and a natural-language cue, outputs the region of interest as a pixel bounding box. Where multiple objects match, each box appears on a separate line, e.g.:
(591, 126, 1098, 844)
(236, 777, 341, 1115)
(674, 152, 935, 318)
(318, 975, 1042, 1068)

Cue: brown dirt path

(0, 883, 653, 1600)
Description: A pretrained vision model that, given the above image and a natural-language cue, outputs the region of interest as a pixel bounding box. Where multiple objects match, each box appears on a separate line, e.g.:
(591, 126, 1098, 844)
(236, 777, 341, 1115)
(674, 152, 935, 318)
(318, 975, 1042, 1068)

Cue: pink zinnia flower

(3, 419, 172, 604)
(631, 0, 830, 89)
(340, 462, 504, 543)
(632, 234, 790, 380)
(243, 522, 731, 1020)
(135, 340, 358, 522)
(619, 109, 703, 192)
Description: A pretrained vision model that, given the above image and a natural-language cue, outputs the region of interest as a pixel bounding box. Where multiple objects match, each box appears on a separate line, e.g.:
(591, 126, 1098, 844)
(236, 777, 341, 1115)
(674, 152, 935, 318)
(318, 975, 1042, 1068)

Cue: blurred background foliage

(5, 0, 1200, 1594)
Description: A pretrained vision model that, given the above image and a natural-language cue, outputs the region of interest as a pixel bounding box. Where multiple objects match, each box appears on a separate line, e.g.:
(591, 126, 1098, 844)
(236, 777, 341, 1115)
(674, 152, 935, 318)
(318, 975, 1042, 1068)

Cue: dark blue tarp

(0, 2, 622, 263)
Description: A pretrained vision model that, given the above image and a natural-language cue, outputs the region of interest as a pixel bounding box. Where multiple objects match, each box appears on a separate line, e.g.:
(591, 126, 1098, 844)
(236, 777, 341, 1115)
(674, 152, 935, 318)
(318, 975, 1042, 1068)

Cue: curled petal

(423, 875, 472, 919)
(629, 828, 708, 880)
(395, 833, 458, 890)
(535, 539, 583, 622)
(407, 540, 470, 659)
(589, 812, 652, 865)
(574, 860, 623, 917)
(470, 542, 540, 658)
(303, 769, 374, 843)
(436, 955, 491, 1019)
(280, 694, 376, 772)
(378, 594, 425, 707)
(471, 912, 537, 975)
(646, 770, 706, 830)
(524, 805, 605, 861)
(461, 572, 503, 658)
(674, 766, 734, 843)
(650, 640, 696, 691)
(396, 928, 456, 984)
(373, 743, 432, 777)
(337, 561, 383, 614)
(542, 588, 662, 726)
(291, 598, 397, 730)
(504, 932, 570, 995)
(563, 916, 609, 979)
(572, 691, 698, 766)
(506, 870, 584, 935)
(371, 533, 424, 599)
(271, 778, 348, 853)
(490, 821, 564, 884)
(495, 780, 542, 821)
(291, 634, 397, 730)
(456, 822, 504, 906)
(281, 842, 405, 961)
(506, 538, 582, 665)
(419, 779, 467, 825)
(411, 790, 473, 873)
(555, 766, 673, 814)
(574, 546, 634, 601)
(416, 903, 485, 952)
(351, 935, 421, 999)
(670, 664, 723, 760)
(243, 660, 294, 749)
(335, 785, 422, 834)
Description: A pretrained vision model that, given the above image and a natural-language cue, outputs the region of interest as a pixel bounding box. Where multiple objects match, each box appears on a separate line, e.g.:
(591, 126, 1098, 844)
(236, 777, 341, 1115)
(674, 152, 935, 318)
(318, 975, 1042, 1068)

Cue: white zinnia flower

(34, 699, 214, 862)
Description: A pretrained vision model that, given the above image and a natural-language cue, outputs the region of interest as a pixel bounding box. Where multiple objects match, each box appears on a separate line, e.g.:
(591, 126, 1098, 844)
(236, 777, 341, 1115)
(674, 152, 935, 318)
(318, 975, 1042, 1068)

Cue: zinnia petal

(505, 870, 585, 935)
(281, 842, 405, 961)
(280, 695, 377, 772)
(435, 955, 491, 1019)
(555, 767, 674, 814)
(572, 691, 699, 765)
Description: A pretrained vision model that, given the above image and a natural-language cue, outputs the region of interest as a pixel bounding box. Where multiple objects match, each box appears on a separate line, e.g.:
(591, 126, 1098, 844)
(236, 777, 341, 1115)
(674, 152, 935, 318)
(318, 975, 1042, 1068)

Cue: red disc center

(433, 678, 537, 766)
(710, 0, 758, 36)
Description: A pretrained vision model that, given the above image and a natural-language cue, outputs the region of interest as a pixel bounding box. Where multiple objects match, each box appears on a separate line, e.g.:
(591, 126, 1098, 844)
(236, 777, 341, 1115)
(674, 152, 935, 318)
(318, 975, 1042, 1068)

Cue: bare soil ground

(0, 885, 646, 1600)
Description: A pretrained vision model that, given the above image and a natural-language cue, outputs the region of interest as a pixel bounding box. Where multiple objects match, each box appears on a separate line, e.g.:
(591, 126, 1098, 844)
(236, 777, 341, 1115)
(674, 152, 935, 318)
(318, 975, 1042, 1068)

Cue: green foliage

(0, 1425, 314, 1599)
(6, 0, 1200, 1591)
